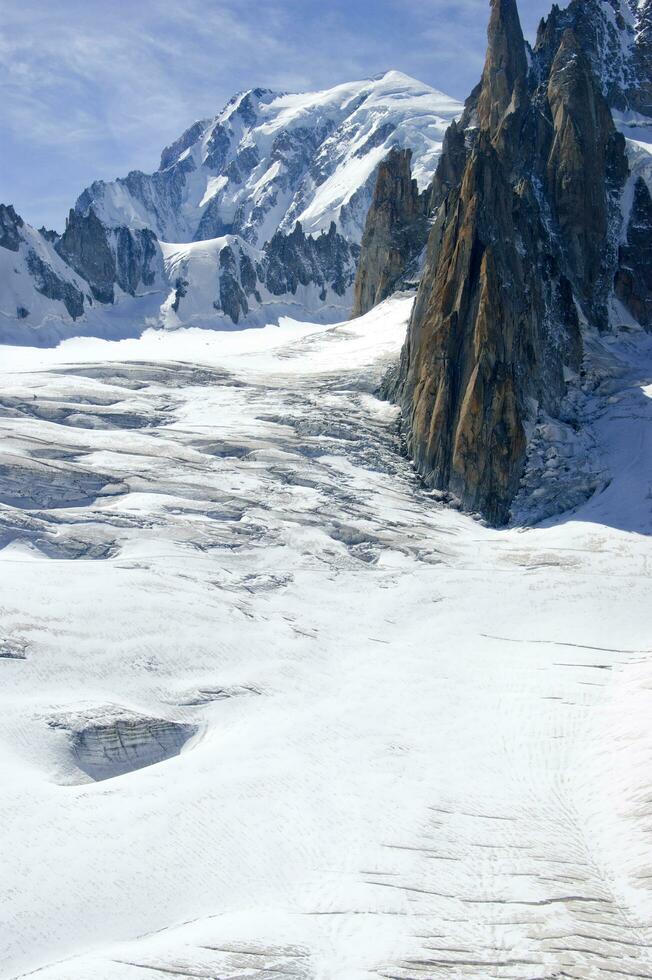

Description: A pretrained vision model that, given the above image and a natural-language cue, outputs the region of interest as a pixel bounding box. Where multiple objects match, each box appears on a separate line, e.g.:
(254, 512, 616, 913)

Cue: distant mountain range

(0, 71, 460, 345)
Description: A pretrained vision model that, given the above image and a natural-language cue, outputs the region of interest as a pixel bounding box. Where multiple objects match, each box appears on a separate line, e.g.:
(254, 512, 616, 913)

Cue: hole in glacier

(50, 708, 198, 783)
(198, 441, 253, 459)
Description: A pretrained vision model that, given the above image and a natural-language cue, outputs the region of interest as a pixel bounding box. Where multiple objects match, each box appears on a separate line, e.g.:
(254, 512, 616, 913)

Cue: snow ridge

(78, 72, 460, 247)
(0, 72, 461, 343)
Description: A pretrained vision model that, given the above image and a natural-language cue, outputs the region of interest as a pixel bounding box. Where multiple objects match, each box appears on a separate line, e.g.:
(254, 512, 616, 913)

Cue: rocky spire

(375, 0, 648, 525)
(545, 28, 627, 324)
(476, 0, 528, 143)
(351, 148, 429, 319)
(0, 204, 24, 253)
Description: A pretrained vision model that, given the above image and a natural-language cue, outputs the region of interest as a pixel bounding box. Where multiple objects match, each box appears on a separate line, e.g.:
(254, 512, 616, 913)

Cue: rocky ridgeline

(0, 73, 460, 339)
(355, 0, 652, 525)
(351, 148, 430, 316)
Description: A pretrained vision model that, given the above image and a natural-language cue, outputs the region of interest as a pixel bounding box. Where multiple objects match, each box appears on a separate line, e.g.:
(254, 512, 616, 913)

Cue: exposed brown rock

(545, 28, 627, 325)
(351, 148, 429, 319)
(385, 0, 633, 524)
(394, 128, 580, 523)
(476, 0, 529, 144)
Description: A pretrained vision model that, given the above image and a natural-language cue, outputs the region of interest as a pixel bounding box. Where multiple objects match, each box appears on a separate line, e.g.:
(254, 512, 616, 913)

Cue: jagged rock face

(38, 227, 60, 245)
(545, 29, 629, 326)
(56, 209, 162, 305)
(217, 244, 251, 323)
(26, 250, 85, 320)
(536, 0, 652, 118)
(386, 0, 646, 525)
(163, 222, 356, 327)
(56, 209, 117, 304)
(476, 0, 528, 139)
(114, 226, 159, 295)
(394, 133, 581, 523)
(0, 204, 24, 252)
(616, 176, 652, 326)
(264, 221, 355, 300)
(159, 119, 207, 172)
(351, 149, 429, 318)
(0, 203, 90, 330)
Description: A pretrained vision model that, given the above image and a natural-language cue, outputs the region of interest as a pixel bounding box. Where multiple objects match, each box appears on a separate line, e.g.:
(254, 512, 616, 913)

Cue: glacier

(0, 298, 651, 979)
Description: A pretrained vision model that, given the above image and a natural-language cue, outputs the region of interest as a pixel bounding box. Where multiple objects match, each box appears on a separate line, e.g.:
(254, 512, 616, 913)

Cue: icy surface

(0, 298, 651, 979)
(82, 72, 461, 246)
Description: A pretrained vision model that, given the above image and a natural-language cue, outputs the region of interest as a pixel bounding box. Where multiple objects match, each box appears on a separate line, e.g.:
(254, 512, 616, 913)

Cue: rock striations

(351, 148, 430, 317)
(370, 0, 652, 525)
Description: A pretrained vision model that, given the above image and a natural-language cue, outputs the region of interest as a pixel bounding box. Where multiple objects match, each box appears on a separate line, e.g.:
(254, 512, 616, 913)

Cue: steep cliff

(0, 204, 90, 340)
(351, 149, 429, 317)
(383, 0, 652, 525)
(56, 209, 163, 305)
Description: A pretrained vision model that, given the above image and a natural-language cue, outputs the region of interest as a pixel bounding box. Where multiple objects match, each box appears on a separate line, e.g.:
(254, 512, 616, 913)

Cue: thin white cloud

(0, 0, 556, 228)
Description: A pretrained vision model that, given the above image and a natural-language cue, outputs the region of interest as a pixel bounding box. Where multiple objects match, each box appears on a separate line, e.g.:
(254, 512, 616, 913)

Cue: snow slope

(0, 299, 651, 979)
(0, 213, 89, 344)
(79, 72, 461, 246)
(0, 73, 461, 343)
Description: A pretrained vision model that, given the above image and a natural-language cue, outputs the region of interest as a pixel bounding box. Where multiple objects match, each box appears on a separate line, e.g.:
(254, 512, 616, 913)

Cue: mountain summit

(0, 72, 460, 343)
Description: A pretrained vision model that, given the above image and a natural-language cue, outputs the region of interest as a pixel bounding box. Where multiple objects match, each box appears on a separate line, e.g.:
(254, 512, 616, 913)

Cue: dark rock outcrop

(544, 28, 629, 328)
(264, 221, 356, 299)
(0, 204, 24, 252)
(171, 276, 189, 314)
(159, 119, 208, 172)
(351, 148, 429, 318)
(38, 227, 60, 245)
(615, 176, 652, 327)
(114, 226, 159, 294)
(26, 250, 85, 320)
(56, 208, 161, 305)
(56, 208, 116, 304)
(217, 245, 250, 324)
(380, 0, 648, 525)
(169, 227, 356, 323)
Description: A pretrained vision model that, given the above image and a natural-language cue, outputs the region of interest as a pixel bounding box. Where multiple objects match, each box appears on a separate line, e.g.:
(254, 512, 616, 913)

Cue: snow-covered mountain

(0, 72, 461, 344)
(80, 72, 460, 246)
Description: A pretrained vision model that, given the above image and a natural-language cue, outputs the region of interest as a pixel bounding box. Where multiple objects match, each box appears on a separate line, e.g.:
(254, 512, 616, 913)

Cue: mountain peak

(371, 0, 651, 525)
(477, 0, 528, 139)
(1, 72, 462, 341)
(75, 75, 461, 248)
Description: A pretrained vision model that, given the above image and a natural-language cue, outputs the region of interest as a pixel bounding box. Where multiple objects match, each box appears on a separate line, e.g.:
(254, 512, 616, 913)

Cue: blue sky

(0, 0, 558, 230)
